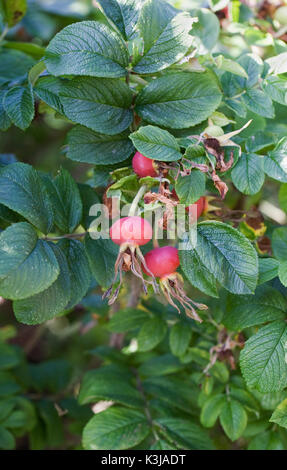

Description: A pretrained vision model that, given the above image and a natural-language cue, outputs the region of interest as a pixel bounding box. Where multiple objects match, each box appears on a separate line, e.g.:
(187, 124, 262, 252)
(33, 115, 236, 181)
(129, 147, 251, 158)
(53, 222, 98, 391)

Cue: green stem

(0, 25, 9, 43)
(129, 185, 147, 216)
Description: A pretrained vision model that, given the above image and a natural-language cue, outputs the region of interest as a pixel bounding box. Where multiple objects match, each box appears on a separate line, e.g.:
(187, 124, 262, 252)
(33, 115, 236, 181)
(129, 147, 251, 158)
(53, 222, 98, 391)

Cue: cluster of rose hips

(105, 152, 208, 322)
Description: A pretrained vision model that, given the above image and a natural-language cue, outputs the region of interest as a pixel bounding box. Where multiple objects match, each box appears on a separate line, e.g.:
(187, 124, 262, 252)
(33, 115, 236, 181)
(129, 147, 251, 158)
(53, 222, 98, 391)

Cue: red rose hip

(187, 196, 207, 219)
(132, 151, 158, 178)
(110, 216, 153, 246)
(143, 246, 180, 278)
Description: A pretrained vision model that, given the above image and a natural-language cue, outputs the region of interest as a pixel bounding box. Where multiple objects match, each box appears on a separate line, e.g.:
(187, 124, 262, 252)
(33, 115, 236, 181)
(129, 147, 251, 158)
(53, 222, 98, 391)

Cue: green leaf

(1, 0, 27, 27)
(3, 86, 34, 130)
(0, 163, 53, 233)
(0, 49, 35, 82)
(0, 222, 37, 278)
(263, 76, 287, 105)
(200, 394, 225, 428)
(0, 223, 60, 300)
(43, 169, 82, 234)
(0, 425, 15, 450)
(150, 439, 176, 450)
(155, 417, 214, 450)
(3, 41, 45, 60)
(180, 248, 218, 298)
(175, 171, 206, 205)
(270, 398, 287, 429)
(231, 153, 265, 195)
(29, 360, 72, 394)
(82, 407, 150, 450)
(78, 365, 144, 408)
(180, 221, 258, 295)
(272, 227, 287, 260)
(264, 138, 287, 182)
(0, 90, 11, 131)
(134, 10, 195, 74)
(130, 125, 182, 162)
(138, 354, 184, 377)
(13, 244, 71, 324)
(108, 308, 149, 333)
(248, 431, 285, 450)
(278, 260, 287, 287)
(85, 236, 119, 287)
(135, 72, 222, 129)
(98, 0, 144, 40)
(143, 376, 198, 414)
(242, 88, 274, 119)
(169, 322, 192, 357)
(137, 317, 167, 352)
(66, 126, 133, 165)
(34, 76, 64, 114)
(190, 8, 219, 51)
(245, 131, 277, 153)
(223, 286, 287, 331)
(58, 240, 92, 310)
(266, 52, 287, 75)
(258, 258, 279, 285)
(219, 399, 247, 441)
(236, 53, 263, 88)
(240, 321, 287, 392)
(215, 55, 248, 78)
(45, 21, 129, 78)
(56, 77, 133, 136)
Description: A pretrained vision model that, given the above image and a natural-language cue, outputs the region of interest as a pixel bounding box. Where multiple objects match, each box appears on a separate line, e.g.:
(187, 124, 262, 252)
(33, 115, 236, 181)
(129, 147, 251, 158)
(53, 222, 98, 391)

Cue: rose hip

(132, 151, 158, 178)
(110, 216, 153, 246)
(143, 246, 180, 278)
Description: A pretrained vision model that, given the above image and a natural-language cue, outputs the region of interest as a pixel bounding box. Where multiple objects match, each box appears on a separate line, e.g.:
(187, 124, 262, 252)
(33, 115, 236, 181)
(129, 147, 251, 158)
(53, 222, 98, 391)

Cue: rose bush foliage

(0, 0, 287, 450)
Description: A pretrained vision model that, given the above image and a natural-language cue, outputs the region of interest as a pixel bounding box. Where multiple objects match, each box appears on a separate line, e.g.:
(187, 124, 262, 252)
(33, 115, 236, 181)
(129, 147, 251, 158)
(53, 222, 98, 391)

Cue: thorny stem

(129, 184, 148, 216)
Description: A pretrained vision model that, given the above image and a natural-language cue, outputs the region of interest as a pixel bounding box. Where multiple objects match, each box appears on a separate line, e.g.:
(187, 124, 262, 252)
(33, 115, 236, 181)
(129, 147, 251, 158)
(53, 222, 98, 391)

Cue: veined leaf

(45, 21, 129, 78)
(98, 0, 144, 40)
(180, 221, 258, 295)
(66, 126, 134, 165)
(272, 227, 287, 260)
(78, 365, 143, 408)
(231, 153, 265, 195)
(0, 223, 60, 300)
(3, 86, 34, 130)
(56, 77, 133, 136)
(155, 417, 214, 450)
(223, 286, 287, 331)
(264, 138, 287, 183)
(0, 163, 53, 233)
(137, 317, 167, 352)
(175, 171, 206, 205)
(13, 244, 71, 324)
(135, 72, 222, 129)
(130, 125, 182, 162)
(270, 398, 287, 429)
(219, 399, 247, 441)
(133, 10, 196, 74)
(240, 321, 287, 393)
(82, 407, 150, 450)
